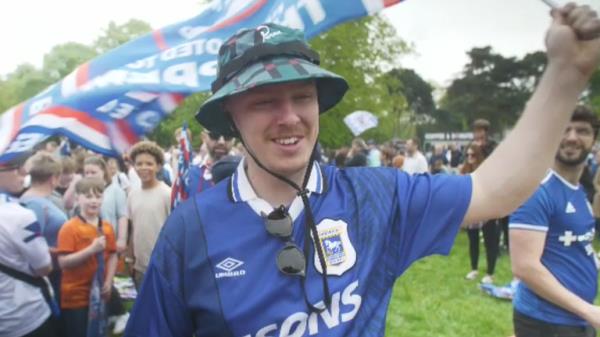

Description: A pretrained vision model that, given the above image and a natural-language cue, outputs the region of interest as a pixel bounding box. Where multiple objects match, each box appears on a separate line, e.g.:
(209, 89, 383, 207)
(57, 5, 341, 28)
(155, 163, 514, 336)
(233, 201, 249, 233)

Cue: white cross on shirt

(559, 231, 578, 247)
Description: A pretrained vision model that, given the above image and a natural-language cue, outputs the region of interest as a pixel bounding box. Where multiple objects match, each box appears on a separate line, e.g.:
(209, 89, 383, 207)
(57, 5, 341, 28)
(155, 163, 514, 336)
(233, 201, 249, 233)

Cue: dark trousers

(500, 216, 509, 249)
(514, 310, 595, 337)
(467, 220, 500, 275)
(61, 307, 88, 337)
(107, 286, 125, 316)
(21, 316, 58, 337)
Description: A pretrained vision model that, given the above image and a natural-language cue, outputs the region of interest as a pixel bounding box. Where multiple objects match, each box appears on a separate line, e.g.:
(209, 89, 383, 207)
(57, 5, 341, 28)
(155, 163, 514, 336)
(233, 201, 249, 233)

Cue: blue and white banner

(0, 0, 403, 164)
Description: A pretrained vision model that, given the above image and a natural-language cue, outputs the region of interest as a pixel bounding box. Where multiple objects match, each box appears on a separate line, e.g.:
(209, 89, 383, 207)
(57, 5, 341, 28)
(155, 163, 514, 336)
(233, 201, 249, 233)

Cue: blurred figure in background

(20, 153, 68, 305)
(461, 143, 500, 284)
(126, 141, 171, 289)
(0, 154, 58, 337)
(403, 138, 428, 174)
(367, 140, 382, 167)
(392, 154, 405, 170)
(345, 138, 369, 167)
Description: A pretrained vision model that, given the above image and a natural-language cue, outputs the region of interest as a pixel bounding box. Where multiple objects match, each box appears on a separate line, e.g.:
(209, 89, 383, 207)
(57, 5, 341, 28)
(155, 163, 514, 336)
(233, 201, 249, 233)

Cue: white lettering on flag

(0, 0, 405, 165)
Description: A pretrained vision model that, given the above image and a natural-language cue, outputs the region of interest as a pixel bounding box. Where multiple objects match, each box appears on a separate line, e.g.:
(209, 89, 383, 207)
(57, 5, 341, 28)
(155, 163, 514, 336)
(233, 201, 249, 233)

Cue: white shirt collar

(229, 157, 325, 219)
(548, 169, 580, 190)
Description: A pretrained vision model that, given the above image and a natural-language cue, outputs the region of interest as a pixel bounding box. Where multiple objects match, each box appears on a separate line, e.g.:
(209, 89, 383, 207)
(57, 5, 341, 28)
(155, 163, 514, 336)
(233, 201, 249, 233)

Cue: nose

(276, 98, 301, 126)
(565, 128, 579, 141)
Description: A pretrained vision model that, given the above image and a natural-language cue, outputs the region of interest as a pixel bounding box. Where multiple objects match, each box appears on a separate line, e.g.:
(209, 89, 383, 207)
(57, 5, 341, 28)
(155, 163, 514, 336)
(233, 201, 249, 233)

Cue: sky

(0, 0, 598, 86)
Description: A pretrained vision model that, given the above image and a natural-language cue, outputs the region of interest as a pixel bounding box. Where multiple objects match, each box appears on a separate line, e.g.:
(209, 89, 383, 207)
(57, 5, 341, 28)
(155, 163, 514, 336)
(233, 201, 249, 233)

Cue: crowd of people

(1, 3, 600, 337)
(7, 109, 600, 337)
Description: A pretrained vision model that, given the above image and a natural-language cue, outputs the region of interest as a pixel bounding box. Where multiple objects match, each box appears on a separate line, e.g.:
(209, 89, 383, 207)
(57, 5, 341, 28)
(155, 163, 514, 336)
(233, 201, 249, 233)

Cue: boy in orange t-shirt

(57, 177, 117, 337)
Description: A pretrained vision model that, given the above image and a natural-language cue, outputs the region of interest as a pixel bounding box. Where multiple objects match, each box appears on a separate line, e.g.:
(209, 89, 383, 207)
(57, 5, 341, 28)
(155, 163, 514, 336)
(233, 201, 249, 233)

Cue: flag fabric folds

(0, 0, 403, 165)
(171, 123, 193, 210)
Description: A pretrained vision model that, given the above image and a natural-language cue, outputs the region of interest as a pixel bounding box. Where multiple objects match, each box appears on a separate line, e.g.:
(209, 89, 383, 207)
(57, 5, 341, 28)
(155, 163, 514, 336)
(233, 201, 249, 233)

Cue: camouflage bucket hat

(195, 23, 349, 136)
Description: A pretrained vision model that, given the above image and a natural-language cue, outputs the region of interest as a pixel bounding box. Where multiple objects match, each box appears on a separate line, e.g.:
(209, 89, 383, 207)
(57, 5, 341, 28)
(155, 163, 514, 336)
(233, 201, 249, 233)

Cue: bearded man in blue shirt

(510, 106, 600, 337)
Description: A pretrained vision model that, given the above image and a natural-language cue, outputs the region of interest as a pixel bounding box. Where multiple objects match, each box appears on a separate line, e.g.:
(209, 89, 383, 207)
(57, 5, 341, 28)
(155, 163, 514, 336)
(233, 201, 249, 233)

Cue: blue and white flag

(171, 123, 193, 210)
(0, 0, 403, 165)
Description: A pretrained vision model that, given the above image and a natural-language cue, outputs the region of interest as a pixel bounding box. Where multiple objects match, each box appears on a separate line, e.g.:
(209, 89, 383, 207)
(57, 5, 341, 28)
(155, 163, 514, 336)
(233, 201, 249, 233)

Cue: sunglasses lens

(277, 244, 305, 276)
(209, 132, 233, 141)
(265, 208, 293, 238)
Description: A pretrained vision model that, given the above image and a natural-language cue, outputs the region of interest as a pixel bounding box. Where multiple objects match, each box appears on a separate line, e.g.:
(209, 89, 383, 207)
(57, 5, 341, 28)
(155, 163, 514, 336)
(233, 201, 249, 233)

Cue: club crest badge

(313, 219, 356, 276)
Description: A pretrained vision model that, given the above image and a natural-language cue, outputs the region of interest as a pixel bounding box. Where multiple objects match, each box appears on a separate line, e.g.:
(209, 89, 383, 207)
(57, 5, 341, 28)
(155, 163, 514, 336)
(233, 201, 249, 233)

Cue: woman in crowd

(460, 143, 500, 284)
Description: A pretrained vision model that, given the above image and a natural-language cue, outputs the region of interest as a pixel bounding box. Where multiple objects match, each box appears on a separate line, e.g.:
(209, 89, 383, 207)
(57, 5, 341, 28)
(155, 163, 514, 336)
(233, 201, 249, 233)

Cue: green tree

(387, 68, 435, 115)
(148, 92, 209, 149)
(310, 15, 411, 148)
(440, 47, 546, 133)
(42, 42, 97, 81)
(586, 68, 600, 113)
(0, 64, 51, 112)
(384, 68, 443, 139)
(93, 19, 153, 53)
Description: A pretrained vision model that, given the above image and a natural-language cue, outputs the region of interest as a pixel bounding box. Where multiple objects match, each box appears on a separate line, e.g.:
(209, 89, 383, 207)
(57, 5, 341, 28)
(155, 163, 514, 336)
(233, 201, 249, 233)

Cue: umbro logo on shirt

(216, 257, 244, 272)
(215, 257, 246, 279)
(565, 202, 576, 214)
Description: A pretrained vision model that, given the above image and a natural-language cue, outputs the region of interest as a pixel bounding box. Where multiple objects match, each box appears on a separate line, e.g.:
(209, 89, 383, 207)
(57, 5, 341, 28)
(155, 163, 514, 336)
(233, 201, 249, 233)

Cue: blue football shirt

(125, 161, 472, 337)
(20, 196, 68, 247)
(186, 164, 215, 197)
(510, 170, 597, 326)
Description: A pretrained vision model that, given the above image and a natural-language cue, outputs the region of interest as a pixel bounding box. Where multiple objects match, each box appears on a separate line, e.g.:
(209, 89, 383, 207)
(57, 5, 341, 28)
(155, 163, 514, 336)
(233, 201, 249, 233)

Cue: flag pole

(540, 0, 559, 9)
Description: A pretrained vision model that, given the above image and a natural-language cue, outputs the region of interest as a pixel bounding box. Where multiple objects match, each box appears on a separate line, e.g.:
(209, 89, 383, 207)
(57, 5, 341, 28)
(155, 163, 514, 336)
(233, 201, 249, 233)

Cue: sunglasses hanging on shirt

(262, 204, 330, 313)
(235, 129, 331, 313)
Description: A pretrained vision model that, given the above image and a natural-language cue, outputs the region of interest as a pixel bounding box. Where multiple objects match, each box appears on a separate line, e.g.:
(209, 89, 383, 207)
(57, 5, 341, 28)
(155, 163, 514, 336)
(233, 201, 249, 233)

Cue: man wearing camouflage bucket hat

(126, 5, 600, 337)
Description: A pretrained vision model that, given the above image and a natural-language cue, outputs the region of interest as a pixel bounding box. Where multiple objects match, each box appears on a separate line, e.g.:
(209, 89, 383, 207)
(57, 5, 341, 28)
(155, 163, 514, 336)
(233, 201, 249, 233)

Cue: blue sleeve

(392, 173, 472, 276)
(21, 199, 47, 234)
(509, 186, 552, 232)
(124, 213, 195, 337)
(186, 166, 200, 197)
(125, 199, 234, 337)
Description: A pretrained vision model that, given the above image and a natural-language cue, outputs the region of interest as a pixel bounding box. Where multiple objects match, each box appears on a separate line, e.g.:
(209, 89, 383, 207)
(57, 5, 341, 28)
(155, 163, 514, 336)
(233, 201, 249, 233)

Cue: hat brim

(195, 56, 349, 136)
(0, 151, 32, 171)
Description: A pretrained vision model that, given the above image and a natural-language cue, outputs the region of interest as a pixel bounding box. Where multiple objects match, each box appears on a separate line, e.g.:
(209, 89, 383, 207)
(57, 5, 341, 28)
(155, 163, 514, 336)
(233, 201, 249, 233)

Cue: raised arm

(463, 4, 600, 224)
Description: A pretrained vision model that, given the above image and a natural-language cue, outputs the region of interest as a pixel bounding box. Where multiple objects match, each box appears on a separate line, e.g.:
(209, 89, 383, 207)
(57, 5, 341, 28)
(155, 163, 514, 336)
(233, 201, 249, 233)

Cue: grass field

(385, 230, 515, 337)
